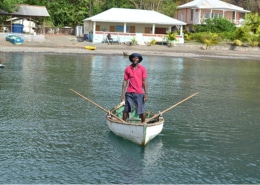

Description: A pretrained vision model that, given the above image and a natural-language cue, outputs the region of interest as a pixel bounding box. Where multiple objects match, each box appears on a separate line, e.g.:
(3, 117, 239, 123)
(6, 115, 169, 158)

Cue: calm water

(0, 53, 259, 184)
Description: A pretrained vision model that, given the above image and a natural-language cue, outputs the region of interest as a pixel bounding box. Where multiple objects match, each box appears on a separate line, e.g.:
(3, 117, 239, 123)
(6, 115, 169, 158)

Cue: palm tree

(165, 31, 177, 47)
(244, 13, 260, 34)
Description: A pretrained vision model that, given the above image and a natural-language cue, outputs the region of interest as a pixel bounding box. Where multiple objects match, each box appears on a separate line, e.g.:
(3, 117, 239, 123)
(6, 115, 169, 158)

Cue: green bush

(194, 17, 236, 33)
(232, 13, 260, 47)
(218, 31, 236, 41)
(130, 37, 137, 45)
(233, 39, 242, 46)
(188, 32, 222, 43)
(188, 32, 204, 42)
(165, 31, 177, 42)
(184, 33, 192, 41)
(164, 31, 177, 46)
(149, 38, 156, 45)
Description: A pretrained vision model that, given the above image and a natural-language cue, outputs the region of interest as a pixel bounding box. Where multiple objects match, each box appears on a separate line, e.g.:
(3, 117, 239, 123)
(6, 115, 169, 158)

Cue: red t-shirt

(124, 64, 147, 94)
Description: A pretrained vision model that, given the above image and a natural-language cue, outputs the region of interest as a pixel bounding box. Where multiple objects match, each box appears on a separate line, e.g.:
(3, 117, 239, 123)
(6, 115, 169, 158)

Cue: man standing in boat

(121, 53, 148, 122)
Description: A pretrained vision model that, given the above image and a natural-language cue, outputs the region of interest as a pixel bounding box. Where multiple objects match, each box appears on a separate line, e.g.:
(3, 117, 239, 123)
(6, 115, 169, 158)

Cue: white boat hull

(106, 116, 164, 146)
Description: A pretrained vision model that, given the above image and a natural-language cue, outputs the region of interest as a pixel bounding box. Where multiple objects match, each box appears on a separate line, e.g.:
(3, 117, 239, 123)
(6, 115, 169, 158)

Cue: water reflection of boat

(142, 137, 163, 166)
(107, 131, 163, 166)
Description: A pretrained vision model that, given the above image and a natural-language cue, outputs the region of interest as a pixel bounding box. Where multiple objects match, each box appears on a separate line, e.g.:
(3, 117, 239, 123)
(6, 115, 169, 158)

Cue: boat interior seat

(114, 106, 153, 123)
(114, 106, 141, 120)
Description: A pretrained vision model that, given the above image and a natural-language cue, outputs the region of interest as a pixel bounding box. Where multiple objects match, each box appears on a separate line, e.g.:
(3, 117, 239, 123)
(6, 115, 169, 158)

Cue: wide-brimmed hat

(129, 53, 143, 63)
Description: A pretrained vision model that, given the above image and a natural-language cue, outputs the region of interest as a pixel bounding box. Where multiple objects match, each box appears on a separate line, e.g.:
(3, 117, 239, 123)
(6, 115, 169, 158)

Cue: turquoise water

(0, 53, 259, 183)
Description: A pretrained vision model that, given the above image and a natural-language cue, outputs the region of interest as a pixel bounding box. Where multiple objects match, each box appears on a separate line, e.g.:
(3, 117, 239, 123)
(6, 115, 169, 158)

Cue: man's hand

(144, 94, 148, 101)
(121, 94, 125, 102)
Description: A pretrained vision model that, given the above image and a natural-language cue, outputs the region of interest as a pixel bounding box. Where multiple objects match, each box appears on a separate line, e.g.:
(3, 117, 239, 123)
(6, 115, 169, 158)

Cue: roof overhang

(0, 4, 50, 17)
(189, 7, 250, 13)
(177, 0, 250, 13)
(83, 8, 186, 26)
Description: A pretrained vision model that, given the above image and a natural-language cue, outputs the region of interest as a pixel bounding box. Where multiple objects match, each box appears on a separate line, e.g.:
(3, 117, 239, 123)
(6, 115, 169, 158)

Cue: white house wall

(13, 19, 36, 33)
(90, 31, 184, 44)
(84, 21, 93, 34)
(83, 22, 184, 44)
(84, 22, 171, 34)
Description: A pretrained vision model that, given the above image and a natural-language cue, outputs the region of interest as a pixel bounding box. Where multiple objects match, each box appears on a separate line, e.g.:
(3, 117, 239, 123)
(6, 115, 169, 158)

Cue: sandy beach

(1, 34, 260, 59)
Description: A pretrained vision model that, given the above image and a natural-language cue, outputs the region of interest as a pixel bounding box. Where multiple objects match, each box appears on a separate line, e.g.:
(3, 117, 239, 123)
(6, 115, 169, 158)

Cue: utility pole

(89, 0, 92, 16)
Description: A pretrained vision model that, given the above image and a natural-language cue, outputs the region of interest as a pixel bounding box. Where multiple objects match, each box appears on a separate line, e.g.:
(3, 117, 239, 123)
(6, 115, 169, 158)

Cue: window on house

(144, 27, 151, 33)
(232, 11, 235, 20)
(180, 12, 184, 21)
(205, 12, 211, 19)
(190, 9, 194, 21)
(212, 13, 222, 18)
(95, 25, 100, 31)
(115, 25, 129, 32)
(129, 26, 135, 33)
(109, 26, 115, 32)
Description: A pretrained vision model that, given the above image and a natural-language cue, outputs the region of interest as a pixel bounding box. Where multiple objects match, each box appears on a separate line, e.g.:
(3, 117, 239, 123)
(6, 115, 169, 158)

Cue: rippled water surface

(0, 53, 259, 184)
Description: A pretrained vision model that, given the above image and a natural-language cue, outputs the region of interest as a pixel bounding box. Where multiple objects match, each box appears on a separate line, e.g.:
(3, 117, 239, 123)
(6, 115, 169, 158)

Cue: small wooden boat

(85, 45, 96, 50)
(70, 89, 198, 146)
(6, 34, 24, 45)
(106, 102, 164, 146)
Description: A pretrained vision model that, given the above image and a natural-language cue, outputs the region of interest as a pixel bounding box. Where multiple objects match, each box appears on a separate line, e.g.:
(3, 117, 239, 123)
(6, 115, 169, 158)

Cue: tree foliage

(187, 32, 222, 45)
(0, 0, 259, 27)
(194, 17, 236, 33)
(224, 0, 260, 14)
(243, 12, 260, 34)
(0, 0, 24, 12)
(0, 0, 178, 27)
(234, 13, 260, 46)
(160, 0, 177, 18)
(24, 0, 89, 26)
(202, 33, 220, 49)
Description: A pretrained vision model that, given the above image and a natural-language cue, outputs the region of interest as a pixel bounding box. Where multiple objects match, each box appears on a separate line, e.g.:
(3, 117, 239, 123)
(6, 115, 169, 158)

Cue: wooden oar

(143, 92, 199, 124)
(70, 89, 127, 123)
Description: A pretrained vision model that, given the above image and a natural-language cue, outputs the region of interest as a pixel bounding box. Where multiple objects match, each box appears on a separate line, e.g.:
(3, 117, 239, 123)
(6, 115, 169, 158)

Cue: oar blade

(143, 92, 199, 124)
(70, 89, 127, 123)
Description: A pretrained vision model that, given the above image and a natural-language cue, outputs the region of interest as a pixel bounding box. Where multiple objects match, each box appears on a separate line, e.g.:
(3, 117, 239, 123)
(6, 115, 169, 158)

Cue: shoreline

(1, 34, 260, 59)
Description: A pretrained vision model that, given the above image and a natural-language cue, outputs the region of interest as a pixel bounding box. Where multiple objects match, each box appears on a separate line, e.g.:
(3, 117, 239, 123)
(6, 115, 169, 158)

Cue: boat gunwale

(106, 115, 164, 127)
